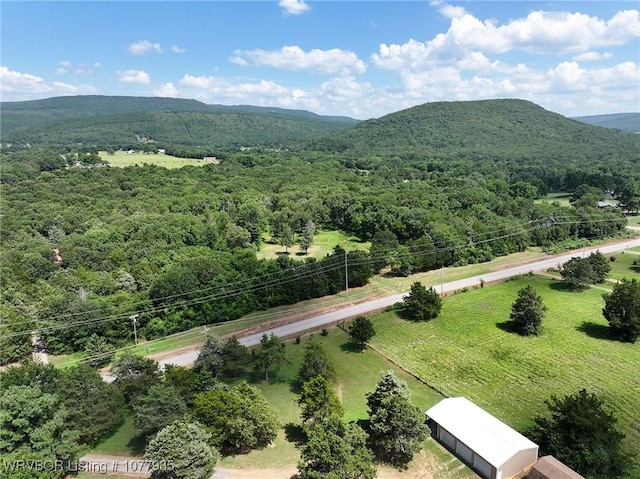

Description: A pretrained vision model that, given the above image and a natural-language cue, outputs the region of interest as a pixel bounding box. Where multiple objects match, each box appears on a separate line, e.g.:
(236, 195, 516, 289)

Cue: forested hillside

(304, 99, 640, 163)
(0, 95, 358, 150)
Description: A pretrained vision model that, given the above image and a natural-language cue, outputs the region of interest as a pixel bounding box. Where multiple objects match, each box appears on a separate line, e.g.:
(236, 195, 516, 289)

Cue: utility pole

(345, 251, 349, 298)
(130, 314, 139, 345)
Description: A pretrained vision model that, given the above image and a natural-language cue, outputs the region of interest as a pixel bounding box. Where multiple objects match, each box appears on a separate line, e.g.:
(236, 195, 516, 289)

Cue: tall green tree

(221, 335, 250, 377)
(509, 284, 546, 336)
(401, 282, 442, 321)
(110, 352, 161, 404)
(366, 371, 429, 467)
(56, 364, 125, 445)
(299, 220, 316, 254)
(348, 316, 375, 351)
(526, 389, 628, 478)
(602, 278, 640, 342)
(195, 333, 224, 376)
(252, 333, 287, 380)
(144, 421, 219, 479)
(561, 256, 596, 289)
(193, 382, 278, 453)
(133, 384, 188, 437)
(588, 251, 611, 283)
(298, 417, 376, 479)
(298, 338, 336, 384)
(298, 376, 344, 428)
(83, 333, 113, 368)
(0, 385, 80, 466)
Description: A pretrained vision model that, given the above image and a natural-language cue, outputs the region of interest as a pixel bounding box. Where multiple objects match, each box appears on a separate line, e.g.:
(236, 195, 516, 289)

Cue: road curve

(152, 236, 640, 370)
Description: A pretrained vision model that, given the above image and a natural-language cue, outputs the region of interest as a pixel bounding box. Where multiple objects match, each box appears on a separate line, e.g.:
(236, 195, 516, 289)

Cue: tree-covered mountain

(571, 113, 640, 133)
(0, 95, 359, 149)
(304, 99, 640, 163)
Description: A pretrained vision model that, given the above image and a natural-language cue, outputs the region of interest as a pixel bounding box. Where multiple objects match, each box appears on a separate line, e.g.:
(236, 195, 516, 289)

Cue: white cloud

(128, 40, 163, 55)
(171, 45, 187, 54)
(279, 0, 309, 15)
(56, 67, 68, 75)
(231, 45, 366, 75)
(59, 60, 71, 67)
(320, 76, 372, 100)
(153, 82, 178, 97)
(572, 51, 613, 62)
(118, 70, 150, 84)
(93, 62, 102, 68)
(0, 66, 97, 101)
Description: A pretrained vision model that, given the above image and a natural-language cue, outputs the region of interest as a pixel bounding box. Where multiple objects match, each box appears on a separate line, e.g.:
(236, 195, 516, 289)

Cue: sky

(1, 1, 639, 119)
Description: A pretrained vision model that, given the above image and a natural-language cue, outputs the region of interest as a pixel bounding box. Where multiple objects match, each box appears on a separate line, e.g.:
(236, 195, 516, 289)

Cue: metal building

(426, 397, 539, 479)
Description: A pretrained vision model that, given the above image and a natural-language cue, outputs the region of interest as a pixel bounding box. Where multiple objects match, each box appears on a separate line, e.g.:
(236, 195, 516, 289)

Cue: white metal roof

(426, 397, 538, 468)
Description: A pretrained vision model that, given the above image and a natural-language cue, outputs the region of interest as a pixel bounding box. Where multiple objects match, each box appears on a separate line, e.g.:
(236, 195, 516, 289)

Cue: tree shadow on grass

(284, 422, 307, 447)
(549, 281, 585, 292)
(339, 341, 365, 353)
(577, 321, 612, 340)
(495, 320, 517, 334)
(126, 433, 147, 455)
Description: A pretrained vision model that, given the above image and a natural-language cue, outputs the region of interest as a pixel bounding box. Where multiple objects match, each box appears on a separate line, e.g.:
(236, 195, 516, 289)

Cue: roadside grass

(100, 151, 205, 169)
(534, 192, 572, 207)
(368, 274, 640, 471)
(256, 229, 370, 260)
(631, 246, 640, 253)
(370, 248, 546, 294)
(607, 252, 640, 281)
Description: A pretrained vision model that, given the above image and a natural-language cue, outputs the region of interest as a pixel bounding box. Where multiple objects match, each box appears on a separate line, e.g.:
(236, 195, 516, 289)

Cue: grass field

(91, 329, 474, 478)
(256, 229, 371, 260)
(534, 192, 572, 207)
(627, 215, 640, 227)
(101, 151, 206, 168)
(607, 252, 640, 281)
(368, 274, 640, 475)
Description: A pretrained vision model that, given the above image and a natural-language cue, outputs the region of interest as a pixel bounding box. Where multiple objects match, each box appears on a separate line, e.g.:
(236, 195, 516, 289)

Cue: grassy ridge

(369, 275, 640, 470)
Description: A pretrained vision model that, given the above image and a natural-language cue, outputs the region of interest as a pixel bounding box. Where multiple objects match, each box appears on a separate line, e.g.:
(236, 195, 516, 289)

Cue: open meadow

(256, 229, 371, 260)
(368, 274, 640, 475)
(100, 151, 206, 168)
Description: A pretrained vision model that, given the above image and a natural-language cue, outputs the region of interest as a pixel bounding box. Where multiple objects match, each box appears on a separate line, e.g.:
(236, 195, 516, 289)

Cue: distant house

(157, 149, 166, 154)
(528, 456, 585, 479)
(596, 200, 617, 208)
(126, 150, 135, 154)
(203, 156, 218, 163)
(426, 397, 538, 479)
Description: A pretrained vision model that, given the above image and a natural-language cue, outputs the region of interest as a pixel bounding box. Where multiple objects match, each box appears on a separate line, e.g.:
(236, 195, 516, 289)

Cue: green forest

(2, 98, 639, 365)
(2, 95, 640, 479)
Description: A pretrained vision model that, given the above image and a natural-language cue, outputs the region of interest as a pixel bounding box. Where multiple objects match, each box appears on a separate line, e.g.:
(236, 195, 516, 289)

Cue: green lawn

(257, 229, 370, 260)
(534, 192, 572, 207)
(627, 215, 640, 227)
(368, 274, 640, 475)
(607, 252, 640, 281)
(101, 151, 206, 168)
(92, 413, 142, 455)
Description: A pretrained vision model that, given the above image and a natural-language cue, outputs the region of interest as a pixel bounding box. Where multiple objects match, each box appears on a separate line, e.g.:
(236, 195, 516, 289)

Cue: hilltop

(304, 99, 640, 162)
(0, 95, 359, 149)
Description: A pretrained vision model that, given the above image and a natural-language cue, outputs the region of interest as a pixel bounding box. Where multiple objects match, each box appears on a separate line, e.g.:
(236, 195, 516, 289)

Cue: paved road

(149, 236, 640, 371)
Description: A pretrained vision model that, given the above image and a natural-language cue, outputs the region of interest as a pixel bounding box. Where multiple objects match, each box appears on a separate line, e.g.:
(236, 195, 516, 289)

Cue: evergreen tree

(298, 338, 336, 383)
(252, 333, 287, 380)
(366, 371, 429, 467)
(602, 278, 640, 342)
(401, 281, 442, 321)
(298, 376, 344, 428)
(195, 333, 224, 376)
(509, 284, 546, 336)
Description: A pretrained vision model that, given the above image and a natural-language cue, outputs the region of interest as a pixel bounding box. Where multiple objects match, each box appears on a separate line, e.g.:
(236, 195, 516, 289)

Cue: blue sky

(1, 1, 638, 119)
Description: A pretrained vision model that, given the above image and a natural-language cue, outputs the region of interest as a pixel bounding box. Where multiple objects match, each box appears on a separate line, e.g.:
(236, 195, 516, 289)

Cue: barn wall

(500, 447, 538, 479)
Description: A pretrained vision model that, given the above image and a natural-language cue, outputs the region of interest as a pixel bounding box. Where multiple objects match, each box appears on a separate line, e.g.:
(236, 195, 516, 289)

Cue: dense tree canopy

(348, 316, 376, 350)
(526, 389, 628, 478)
(298, 338, 336, 384)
